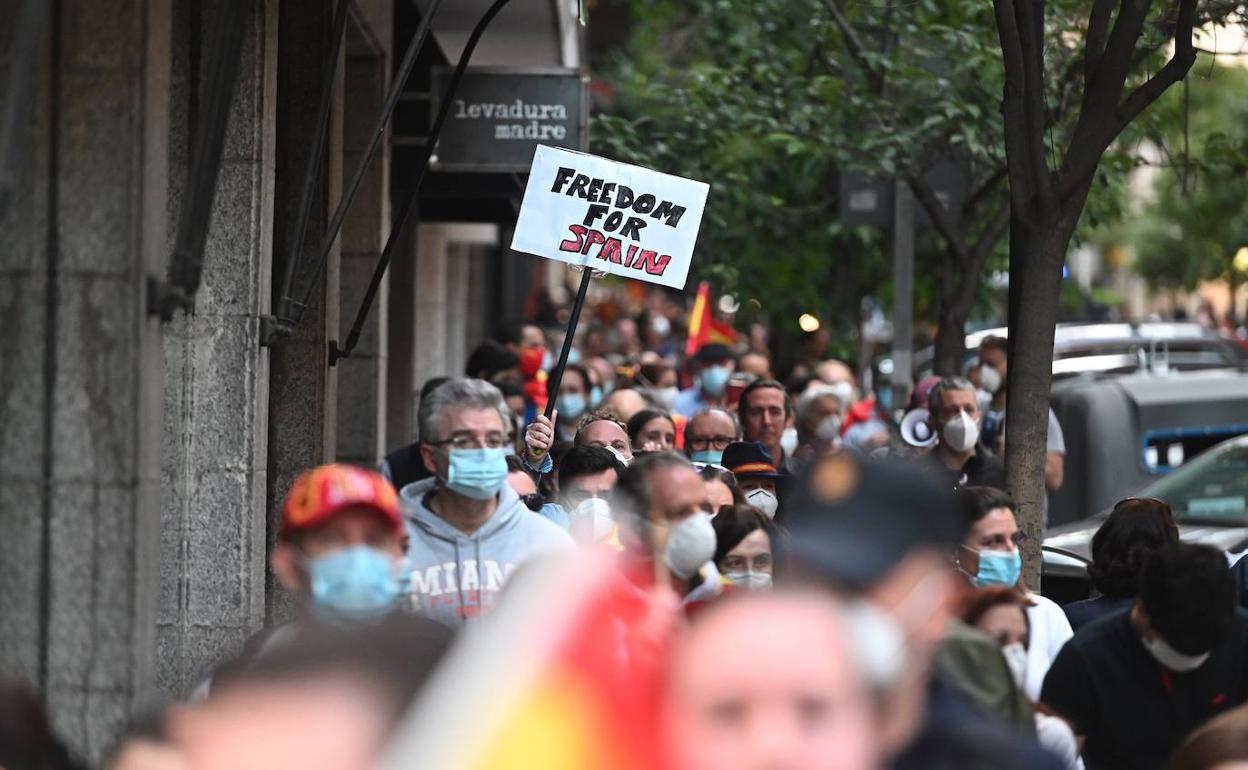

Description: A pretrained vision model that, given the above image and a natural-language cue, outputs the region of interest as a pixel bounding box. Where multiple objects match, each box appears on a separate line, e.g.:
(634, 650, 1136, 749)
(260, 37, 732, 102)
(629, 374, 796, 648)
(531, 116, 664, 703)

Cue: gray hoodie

(399, 477, 573, 626)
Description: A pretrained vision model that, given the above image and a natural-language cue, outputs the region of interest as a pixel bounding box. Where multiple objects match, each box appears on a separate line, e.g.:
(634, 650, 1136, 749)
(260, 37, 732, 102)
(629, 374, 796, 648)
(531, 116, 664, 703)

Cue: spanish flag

(685, 280, 737, 358)
(382, 552, 667, 770)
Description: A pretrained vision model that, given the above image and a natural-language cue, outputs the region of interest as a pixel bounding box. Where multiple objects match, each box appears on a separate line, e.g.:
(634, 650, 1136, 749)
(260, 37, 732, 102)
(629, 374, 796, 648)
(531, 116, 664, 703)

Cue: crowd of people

(7, 303, 1248, 770)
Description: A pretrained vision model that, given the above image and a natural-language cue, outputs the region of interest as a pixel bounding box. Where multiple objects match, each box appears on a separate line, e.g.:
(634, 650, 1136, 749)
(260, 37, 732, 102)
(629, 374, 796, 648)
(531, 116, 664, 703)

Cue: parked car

(910, 322, 1247, 382)
(1048, 368, 1248, 526)
(1041, 433, 1248, 605)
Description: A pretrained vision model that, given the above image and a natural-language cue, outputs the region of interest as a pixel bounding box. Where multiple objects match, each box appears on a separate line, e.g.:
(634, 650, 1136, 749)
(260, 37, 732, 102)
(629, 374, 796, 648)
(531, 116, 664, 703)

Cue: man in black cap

(784, 455, 1061, 770)
(722, 441, 783, 520)
(674, 343, 735, 417)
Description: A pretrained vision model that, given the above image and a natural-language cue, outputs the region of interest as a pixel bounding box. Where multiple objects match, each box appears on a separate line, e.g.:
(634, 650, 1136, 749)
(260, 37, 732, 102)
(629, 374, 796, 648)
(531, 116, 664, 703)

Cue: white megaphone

(900, 408, 938, 449)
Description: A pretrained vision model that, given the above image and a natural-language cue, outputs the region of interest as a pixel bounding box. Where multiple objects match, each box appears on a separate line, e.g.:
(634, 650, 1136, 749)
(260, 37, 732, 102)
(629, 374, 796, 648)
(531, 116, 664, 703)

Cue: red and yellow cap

(280, 464, 402, 538)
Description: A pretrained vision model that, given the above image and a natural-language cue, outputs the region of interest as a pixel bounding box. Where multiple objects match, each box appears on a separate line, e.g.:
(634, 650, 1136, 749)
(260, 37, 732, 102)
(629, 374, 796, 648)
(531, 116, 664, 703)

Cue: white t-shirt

(1023, 591, 1074, 701)
(997, 408, 1066, 454)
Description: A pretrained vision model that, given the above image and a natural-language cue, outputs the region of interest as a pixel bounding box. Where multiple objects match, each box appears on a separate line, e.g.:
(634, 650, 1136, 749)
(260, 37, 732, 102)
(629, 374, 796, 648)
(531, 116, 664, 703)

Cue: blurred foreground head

(783, 455, 961, 754)
(663, 591, 879, 770)
(0, 678, 84, 770)
(163, 617, 453, 770)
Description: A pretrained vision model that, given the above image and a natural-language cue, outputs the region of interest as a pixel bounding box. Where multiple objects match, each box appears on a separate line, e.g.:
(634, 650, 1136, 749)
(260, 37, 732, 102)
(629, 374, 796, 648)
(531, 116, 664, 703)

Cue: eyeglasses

(688, 435, 736, 451)
(427, 432, 509, 451)
(521, 493, 545, 512)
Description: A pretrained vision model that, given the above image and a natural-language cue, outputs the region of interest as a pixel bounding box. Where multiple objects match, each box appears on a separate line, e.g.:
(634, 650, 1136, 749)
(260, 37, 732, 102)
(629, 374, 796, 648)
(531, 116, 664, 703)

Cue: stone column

(412, 224, 450, 387)
(445, 241, 471, 376)
(157, 0, 277, 697)
(265, 0, 342, 623)
(0, 0, 170, 760)
(465, 242, 492, 346)
(336, 41, 390, 467)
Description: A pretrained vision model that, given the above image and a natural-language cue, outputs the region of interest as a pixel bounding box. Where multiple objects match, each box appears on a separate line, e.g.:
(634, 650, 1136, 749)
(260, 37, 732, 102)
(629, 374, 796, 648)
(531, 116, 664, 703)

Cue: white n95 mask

(942, 410, 980, 453)
(664, 512, 716, 580)
(745, 488, 779, 519)
(570, 498, 615, 545)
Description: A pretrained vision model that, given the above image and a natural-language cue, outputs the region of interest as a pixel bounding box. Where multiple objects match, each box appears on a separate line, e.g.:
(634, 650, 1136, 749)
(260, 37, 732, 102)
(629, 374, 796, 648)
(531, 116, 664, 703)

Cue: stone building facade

(0, 0, 583, 760)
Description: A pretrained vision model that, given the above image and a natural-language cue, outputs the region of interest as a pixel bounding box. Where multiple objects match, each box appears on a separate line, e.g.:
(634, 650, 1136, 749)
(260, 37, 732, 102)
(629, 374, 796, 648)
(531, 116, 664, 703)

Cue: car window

(1141, 443, 1248, 522)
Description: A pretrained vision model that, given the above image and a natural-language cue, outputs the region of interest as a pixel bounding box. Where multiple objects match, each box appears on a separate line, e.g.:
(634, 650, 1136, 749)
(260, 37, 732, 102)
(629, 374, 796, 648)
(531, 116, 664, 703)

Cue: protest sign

(510, 145, 710, 290)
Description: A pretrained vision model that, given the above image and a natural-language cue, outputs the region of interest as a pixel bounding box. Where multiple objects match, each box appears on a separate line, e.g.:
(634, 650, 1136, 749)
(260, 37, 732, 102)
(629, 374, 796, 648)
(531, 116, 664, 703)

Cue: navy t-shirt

(1063, 595, 1133, 632)
(1041, 608, 1248, 770)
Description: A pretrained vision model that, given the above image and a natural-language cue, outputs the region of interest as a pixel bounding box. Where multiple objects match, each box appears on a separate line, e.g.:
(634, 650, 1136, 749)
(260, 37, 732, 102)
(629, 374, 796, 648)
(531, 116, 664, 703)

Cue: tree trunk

(933, 304, 967, 377)
(1228, 267, 1240, 328)
(933, 242, 988, 376)
(1004, 205, 1078, 587)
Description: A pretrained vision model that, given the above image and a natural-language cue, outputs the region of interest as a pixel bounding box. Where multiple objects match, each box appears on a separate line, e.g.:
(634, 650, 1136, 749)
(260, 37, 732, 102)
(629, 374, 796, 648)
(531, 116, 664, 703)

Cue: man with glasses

(684, 407, 741, 466)
(399, 378, 572, 626)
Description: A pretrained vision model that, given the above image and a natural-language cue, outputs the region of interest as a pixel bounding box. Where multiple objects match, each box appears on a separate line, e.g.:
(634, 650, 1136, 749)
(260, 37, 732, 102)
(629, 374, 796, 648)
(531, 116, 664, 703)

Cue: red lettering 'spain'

(557, 224, 671, 276)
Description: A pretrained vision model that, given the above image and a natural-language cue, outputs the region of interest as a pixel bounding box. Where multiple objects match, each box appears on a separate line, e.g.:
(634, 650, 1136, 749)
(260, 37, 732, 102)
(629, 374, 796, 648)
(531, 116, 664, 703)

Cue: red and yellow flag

(382, 553, 668, 770)
(685, 281, 737, 358)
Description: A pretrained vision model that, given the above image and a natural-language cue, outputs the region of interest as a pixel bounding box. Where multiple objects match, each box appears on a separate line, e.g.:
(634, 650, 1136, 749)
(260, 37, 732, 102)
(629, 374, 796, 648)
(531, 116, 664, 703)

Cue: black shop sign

(430, 68, 588, 173)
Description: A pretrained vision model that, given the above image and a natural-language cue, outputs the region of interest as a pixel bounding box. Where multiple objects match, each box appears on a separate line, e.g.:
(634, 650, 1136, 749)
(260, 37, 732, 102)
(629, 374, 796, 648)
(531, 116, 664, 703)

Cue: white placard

(510, 145, 709, 289)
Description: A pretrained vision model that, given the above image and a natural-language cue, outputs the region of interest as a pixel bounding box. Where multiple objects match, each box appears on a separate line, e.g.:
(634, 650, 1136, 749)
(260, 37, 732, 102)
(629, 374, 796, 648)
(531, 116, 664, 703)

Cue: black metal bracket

(269, 0, 447, 339)
(258, 314, 291, 347)
(268, 0, 352, 340)
(327, 339, 349, 366)
(147, 275, 193, 322)
(151, 0, 248, 320)
(335, 0, 516, 360)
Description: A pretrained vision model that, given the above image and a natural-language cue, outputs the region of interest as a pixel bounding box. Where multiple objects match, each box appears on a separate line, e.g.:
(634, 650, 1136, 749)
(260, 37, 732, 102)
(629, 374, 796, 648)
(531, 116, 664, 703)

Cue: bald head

(685, 409, 740, 457)
(815, 359, 856, 387)
(664, 592, 878, 770)
(602, 388, 648, 422)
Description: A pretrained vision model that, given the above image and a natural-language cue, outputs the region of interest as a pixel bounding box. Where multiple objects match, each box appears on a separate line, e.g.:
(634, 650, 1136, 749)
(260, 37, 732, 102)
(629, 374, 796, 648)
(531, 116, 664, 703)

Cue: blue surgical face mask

(973, 549, 1022, 588)
(700, 365, 731, 397)
(307, 545, 400, 620)
(556, 393, 587, 421)
(690, 449, 724, 465)
(590, 385, 604, 408)
(445, 447, 509, 500)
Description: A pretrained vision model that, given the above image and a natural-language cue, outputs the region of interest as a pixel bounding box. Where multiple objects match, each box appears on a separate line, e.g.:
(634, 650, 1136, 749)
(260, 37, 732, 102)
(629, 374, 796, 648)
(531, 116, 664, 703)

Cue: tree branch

(1094, 0, 1152, 94)
(1012, 0, 1055, 201)
(1085, 0, 1117, 81)
(992, 0, 1037, 211)
(1060, 0, 1198, 197)
(964, 164, 1008, 218)
(907, 173, 972, 268)
(1115, 0, 1198, 128)
(1075, 0, 1150, 129)
(945, 199, 1010, 327)
(818, 0, 885, 91)
(972, 197, 1012, 261)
